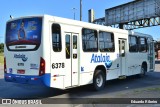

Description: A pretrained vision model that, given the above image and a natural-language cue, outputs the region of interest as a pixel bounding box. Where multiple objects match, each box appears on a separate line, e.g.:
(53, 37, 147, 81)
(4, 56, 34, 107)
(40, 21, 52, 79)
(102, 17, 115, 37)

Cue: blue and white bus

(4, 15, 155, 91)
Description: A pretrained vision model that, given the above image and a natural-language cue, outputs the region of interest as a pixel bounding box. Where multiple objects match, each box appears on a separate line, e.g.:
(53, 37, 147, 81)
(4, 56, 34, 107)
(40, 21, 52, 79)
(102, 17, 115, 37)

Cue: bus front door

(65, 33, 79, 87)
(118, 39, 127, 78)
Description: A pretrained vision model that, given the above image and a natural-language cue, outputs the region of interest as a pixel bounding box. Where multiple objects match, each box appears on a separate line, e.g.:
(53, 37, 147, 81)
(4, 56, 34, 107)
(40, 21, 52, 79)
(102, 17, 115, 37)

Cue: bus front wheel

(93, 70, 105, 91)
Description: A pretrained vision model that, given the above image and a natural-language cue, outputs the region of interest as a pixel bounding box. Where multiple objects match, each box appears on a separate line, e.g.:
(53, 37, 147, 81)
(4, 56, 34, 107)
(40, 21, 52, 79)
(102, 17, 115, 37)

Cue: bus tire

(93, 70, 105, 91)
(138, 64, 147, 78)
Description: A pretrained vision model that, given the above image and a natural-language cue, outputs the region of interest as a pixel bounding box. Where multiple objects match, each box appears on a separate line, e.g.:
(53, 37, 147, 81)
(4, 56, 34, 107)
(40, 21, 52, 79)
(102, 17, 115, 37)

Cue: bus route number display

(52, 63, 65, 69)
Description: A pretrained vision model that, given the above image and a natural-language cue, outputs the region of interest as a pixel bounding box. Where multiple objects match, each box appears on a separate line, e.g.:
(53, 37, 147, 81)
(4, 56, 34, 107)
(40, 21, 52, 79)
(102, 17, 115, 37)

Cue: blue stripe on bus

(43, 73, 50, 87)
(4, 73, 51, 87)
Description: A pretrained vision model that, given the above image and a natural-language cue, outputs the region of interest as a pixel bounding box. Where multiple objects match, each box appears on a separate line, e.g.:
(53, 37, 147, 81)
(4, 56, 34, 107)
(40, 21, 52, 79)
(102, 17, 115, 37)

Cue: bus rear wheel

(93, 70, 105, 91)
(138, 64, 147, 78)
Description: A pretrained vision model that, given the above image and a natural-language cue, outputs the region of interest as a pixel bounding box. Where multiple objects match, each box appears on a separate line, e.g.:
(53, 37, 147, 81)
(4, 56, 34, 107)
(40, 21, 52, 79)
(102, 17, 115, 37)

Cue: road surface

(0, 62, 160, 107)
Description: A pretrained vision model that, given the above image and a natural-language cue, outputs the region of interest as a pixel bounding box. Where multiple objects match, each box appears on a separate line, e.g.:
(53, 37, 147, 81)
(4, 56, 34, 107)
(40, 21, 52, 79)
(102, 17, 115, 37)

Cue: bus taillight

(39, 57, 45, 76)
(4, 57, 7, 73)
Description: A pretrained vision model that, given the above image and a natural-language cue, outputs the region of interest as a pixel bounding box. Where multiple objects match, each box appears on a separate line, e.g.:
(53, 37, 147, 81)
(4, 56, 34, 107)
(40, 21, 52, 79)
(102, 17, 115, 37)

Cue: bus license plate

(17, 70, 25, 74)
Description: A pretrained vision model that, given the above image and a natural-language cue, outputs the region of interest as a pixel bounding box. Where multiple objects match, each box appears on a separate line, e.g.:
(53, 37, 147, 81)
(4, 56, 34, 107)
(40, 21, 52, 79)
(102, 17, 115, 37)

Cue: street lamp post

(80, 0, 82, 21)
(72, 8, 76, 20)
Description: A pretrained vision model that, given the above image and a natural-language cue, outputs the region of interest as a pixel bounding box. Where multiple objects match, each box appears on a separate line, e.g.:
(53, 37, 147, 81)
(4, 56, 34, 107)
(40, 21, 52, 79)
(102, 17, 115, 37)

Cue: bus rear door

(65, 33, 79, 88)
(118, 39, 127, 78)
(148, 38, 155, 71)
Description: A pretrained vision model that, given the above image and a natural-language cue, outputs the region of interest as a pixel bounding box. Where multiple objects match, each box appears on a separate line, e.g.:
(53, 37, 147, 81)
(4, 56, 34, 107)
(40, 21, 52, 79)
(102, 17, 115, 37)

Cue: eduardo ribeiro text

(131, 99, 158, 104)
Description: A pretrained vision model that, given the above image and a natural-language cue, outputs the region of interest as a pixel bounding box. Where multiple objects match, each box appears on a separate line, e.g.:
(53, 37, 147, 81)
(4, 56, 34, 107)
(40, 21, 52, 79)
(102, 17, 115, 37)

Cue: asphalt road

(0, 62, 160, 107)
(0, 67, 159, 99)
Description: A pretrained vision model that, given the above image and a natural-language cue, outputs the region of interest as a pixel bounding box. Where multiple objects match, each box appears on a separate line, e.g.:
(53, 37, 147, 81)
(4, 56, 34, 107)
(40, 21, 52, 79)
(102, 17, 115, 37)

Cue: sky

(0, 0, 160, 43)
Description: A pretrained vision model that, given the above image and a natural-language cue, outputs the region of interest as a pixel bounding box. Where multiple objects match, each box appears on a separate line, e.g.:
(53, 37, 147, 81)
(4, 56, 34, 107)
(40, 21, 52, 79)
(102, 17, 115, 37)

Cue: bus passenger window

(99, 31, 115, 52)
(139, 37, 147, 52)
(52, 24, 62, 52)
(129, 36, 138, 52)
(82, 28, 98, 52)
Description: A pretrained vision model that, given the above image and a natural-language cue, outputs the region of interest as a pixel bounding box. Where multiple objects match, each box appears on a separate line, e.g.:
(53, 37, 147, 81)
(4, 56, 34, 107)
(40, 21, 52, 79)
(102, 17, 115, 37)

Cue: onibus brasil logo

(90, 54, 112, 68)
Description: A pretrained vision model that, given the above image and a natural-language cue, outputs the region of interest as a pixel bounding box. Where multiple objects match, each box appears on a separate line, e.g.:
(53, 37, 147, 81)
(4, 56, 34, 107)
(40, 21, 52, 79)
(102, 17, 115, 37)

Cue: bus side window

(139, 37, 147, 52)
(99, 31, 115, 52)
(82, 28, 98, 52)
(52, 24, 62, 52)
(129, 35, 138, 52)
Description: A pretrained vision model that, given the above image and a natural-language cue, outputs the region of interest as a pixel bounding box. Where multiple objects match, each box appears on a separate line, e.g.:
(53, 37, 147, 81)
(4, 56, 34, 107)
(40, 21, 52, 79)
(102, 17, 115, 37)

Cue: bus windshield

(6, 17, 42, 51)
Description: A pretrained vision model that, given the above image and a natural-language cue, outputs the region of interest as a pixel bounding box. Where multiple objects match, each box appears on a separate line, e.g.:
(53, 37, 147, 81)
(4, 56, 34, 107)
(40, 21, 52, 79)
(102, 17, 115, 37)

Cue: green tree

(0, 43, 4, 53)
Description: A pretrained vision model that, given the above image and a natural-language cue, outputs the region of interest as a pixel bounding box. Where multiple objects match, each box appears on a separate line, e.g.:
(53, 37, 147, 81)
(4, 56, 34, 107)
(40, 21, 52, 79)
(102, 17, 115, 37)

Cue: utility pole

(80, 0, 82, 21)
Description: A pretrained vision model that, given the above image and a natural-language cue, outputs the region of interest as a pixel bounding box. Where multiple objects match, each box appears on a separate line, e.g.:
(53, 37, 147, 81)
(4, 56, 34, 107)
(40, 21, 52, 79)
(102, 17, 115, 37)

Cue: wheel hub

(96, 75, 103, 87)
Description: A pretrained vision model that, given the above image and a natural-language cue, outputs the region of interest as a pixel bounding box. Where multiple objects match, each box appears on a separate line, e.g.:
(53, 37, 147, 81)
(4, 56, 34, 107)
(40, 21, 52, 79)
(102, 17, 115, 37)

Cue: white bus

(4, 15, 155, 91)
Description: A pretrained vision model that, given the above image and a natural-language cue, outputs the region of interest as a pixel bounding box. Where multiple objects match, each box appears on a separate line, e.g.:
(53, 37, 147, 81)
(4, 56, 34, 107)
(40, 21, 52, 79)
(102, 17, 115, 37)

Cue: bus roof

(44, 15, 128, 34)
(44, 15, 153, 38)
(7, 14, 153, 39)
(129, 31, 153, 38)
